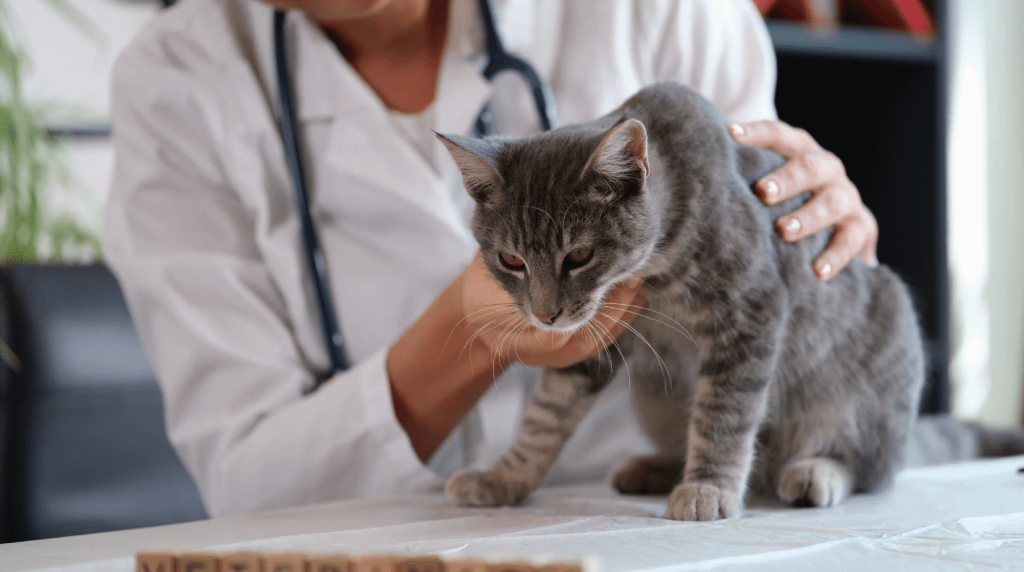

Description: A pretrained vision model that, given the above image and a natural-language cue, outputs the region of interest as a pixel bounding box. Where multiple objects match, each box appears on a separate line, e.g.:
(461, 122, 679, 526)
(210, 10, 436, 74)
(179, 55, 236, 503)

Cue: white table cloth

(4, 456, 1023, 572)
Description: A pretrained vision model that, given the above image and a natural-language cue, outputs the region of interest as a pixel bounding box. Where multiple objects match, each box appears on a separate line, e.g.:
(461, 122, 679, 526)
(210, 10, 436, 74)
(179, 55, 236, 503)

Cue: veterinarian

(104, 0, 879, 517)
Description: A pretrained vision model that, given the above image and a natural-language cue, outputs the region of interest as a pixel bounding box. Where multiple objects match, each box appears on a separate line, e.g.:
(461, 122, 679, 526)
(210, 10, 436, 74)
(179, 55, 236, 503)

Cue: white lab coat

(104, 0, 777, 518)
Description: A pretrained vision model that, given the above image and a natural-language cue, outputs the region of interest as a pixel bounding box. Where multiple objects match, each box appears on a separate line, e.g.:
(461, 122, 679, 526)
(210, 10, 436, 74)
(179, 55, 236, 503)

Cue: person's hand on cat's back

(727, 120, 879, 281)
(460, 252, 645, 369)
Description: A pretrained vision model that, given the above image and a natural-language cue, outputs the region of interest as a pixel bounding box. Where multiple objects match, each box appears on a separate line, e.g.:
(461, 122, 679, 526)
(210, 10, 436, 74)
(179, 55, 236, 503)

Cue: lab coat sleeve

(103, 27, 441, 518)
(642, 0, 778, 123)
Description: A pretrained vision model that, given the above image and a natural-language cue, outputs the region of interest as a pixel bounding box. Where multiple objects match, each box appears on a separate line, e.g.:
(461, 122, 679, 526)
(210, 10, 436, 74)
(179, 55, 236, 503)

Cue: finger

(854, 205, 879, 266)
(755, 150, 846, 205)
(812, 217, 875, 281)
(728, 120, 819, 159)
(774, 183, 859, 242)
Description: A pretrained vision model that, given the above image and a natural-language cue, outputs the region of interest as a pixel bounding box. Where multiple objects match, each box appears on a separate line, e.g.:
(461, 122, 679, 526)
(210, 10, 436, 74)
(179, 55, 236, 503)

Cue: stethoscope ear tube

(273, 10, 350, 392)
(474, 0, 559, 135)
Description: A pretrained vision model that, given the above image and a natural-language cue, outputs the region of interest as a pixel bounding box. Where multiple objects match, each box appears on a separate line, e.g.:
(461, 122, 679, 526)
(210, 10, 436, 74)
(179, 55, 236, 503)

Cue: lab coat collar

(288, 14, 374, 122)
(312, 0, 493, 242)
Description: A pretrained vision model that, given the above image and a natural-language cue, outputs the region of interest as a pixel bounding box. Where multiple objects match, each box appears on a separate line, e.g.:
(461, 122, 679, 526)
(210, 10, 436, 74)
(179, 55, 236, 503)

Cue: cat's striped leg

(668, 338, 775, 521)
(446, 356, 616, 507)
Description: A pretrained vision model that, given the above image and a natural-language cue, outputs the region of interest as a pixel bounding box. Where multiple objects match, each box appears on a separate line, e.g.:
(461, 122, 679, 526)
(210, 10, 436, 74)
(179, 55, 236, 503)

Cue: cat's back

(618, 82, 724, 126)
(614, 83, 729, 153)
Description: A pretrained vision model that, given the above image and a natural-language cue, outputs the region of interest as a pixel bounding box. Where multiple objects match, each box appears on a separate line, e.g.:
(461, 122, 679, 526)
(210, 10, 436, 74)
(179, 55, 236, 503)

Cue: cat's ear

(435, 132, 505, 203)
(581, 118, 649, 201)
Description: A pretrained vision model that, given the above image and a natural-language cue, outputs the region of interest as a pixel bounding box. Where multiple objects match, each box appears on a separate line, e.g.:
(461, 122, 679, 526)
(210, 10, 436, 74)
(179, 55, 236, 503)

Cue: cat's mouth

(522, 306, 599, 334)
(531, 317, 589, 333)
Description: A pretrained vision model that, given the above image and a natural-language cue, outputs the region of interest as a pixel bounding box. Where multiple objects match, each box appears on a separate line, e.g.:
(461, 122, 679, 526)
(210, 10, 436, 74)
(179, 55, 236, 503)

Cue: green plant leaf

(0, 0, 102, 263)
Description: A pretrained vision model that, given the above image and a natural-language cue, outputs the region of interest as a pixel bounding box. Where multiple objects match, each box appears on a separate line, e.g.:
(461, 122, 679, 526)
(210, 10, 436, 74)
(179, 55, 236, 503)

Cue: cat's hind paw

(445, 469, 523, 507)
(667, 482, 741, 521)
(777, 457, 852, 508)
(611, 455, 684, 495)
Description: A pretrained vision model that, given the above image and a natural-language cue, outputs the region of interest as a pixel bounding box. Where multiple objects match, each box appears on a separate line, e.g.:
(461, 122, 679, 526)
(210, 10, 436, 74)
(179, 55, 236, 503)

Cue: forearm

(387, 271, 507, 462)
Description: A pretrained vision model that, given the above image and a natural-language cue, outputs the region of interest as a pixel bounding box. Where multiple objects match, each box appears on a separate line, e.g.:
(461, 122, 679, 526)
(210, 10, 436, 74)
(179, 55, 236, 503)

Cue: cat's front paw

(667, 482, 741, 521)
(777, 457, 851, 507)
(445, 469, 523, 507)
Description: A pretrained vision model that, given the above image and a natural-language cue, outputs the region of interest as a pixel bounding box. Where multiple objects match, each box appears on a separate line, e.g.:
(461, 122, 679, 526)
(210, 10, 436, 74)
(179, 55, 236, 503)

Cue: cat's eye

(564, 247, 594, 270)
(500, 252, 526, 270)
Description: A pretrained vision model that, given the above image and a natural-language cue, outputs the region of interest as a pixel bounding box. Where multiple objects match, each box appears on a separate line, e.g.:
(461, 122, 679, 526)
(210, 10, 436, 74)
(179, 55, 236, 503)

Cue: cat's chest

(629, 294, 704, 358)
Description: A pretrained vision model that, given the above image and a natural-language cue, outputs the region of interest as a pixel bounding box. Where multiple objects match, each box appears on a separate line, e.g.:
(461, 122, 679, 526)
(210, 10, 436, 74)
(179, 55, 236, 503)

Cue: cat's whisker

(589, 318, 632, 398)
(597, 310, 673, 396)
(590, 322, 616, 378)
(560, 194, 586, 234)
(461, 312, 519, 372)
(488, 320, 516, 373)
(462, 311, 517, 356)
(639, 278, 670, 299)
(514, 321, 537, 356)
(492, 318, 530, 384)
(579, 322, 604, 376)
(442, 305, 515, 364)
(525, 205, 558, 229)
(591, 324, 612, 377)
(510, 320, 533, 367)
(502, 321, 534, 378)
(602, 302, 700, 349)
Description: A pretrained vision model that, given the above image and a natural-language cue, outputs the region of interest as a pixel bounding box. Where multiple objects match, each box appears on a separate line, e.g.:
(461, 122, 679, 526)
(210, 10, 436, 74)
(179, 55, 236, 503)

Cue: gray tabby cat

(436, 82, 1020, 521)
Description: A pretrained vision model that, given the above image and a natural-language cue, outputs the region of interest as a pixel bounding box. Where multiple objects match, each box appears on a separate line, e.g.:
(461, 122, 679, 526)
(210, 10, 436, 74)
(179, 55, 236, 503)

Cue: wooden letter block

(487, 561, 534, 572)
(308, 554, 353, 572)
(178, 553, 220, 572)
(221, 552, 264, 572)
(446, 559, 487, 572)
(263, 553, 307, 572)
(395, 556, 443, 572)
(136, 551, 583, 572)
(138, 552, 178, 572)
(355, 555, 396, 572)
(537, 564, 583, 572)
(309, 555, 354, 572)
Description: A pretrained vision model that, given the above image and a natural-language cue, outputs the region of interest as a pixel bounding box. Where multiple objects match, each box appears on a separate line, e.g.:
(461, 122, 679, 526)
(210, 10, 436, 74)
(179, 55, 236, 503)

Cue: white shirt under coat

(104, 0, 778, 518)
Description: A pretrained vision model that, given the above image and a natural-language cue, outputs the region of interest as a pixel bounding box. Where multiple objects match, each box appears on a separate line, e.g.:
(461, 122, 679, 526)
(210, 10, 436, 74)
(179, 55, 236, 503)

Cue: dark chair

(0, 264, 206, 542)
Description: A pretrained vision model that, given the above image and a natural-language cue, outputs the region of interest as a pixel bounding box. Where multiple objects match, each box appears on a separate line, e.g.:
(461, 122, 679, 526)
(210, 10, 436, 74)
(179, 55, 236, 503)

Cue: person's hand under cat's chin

(460, 252, 646, 369)
(727, 120, 879, 281)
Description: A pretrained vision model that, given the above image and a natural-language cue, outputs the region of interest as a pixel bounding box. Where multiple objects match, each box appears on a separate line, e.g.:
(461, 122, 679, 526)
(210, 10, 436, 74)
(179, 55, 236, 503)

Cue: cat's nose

(535, 309, 562, 325)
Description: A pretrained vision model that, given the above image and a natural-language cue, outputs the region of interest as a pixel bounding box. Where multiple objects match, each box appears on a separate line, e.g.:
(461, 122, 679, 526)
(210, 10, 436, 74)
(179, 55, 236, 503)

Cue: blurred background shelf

(767, 20, 937, 63)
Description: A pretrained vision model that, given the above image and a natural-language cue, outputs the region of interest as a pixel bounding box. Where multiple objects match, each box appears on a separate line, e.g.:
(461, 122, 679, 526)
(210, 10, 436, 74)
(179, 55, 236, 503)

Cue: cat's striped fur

(438, 83, 1024, 520)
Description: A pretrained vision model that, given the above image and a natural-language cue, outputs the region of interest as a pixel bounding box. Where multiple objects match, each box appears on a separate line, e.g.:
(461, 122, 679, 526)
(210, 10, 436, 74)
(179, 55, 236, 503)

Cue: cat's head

(438, 118, 657, 332)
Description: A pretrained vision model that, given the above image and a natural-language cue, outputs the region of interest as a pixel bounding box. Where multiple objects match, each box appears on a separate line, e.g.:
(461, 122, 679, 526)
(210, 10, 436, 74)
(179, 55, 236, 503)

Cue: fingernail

(868, 256, 879, 268)
(763, 179, 779, 200)
(728, 123, 745, 137)
(783, 217, 801, 235)
(817, 261, 833, 279)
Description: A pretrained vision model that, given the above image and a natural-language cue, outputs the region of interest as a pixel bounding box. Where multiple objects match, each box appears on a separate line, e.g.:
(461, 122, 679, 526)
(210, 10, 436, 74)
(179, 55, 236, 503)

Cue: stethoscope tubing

(273, 1, 559, 391)
(273, 10, 349, 392)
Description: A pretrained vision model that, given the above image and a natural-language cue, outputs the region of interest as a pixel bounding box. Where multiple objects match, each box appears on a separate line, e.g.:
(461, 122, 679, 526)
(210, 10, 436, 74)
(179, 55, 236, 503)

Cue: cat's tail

(905, 414, 1024, 467)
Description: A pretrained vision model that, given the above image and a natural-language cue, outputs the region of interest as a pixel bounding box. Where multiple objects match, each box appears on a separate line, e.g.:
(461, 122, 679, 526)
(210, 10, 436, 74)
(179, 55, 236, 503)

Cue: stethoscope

(273, 0, 559, 393)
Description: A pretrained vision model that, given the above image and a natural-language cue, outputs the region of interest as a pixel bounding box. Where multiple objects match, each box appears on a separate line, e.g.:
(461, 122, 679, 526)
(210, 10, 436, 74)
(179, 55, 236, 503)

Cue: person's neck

(317, 0, 450, 113)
